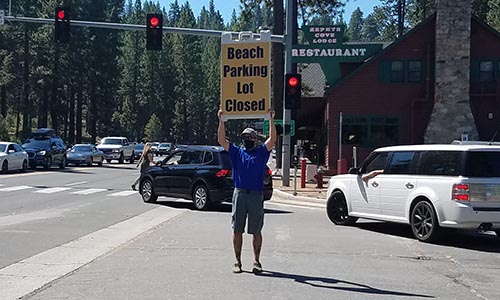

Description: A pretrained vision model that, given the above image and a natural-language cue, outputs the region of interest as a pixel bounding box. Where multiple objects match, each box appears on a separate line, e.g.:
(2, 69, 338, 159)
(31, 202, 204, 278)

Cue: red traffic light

(150, 17, 159, 27)
(288, 77, 299, 87)
(57, 10, 65, 20)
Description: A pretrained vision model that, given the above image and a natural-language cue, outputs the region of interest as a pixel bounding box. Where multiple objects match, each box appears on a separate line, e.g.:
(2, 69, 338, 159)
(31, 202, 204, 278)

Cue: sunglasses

(242, 135, 257, 140)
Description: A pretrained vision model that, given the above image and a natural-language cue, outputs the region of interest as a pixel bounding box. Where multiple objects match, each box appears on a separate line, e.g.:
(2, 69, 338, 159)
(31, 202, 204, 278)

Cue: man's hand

(268, 108, 275, 120)
(218, 107, 224, 120)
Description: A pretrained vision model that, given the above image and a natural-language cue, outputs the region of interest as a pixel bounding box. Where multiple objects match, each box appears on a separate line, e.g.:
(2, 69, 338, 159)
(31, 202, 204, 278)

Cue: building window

(342, 115, 399, 147)
(480, 61, 494, 82)
(408, 61, 422, 82)
(391, 61, 405, 82)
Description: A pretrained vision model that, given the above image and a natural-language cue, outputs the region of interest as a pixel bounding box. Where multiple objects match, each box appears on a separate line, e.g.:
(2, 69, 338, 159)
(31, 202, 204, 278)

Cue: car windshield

(73, 146, 92, 152)
(465, 151, 500, 177)
(135, 144, 144, 150)
(0, 144, 6, 152)
(160, 143, 171, 147)
(22, 139, 51, 149)
(152, 143, 159, 147)
(101, 138, 122, 145)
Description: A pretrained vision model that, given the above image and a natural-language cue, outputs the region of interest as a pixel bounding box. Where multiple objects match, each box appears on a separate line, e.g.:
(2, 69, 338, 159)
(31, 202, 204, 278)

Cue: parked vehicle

(139, 145, 273, 210)
(21, 128, 67, 170)
(134, 143, 144, 160)
(151, 142, 160, 156)
(157, 142, 174, 156)
(96, 137, 135, 164)
(0, 142, 28, 173)
(326, 143, 500, 242)
(66, 144, 104, 167)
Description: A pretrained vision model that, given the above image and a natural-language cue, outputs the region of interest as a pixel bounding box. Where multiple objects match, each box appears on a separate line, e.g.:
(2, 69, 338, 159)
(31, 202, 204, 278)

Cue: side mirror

(348, 167, 360, 175)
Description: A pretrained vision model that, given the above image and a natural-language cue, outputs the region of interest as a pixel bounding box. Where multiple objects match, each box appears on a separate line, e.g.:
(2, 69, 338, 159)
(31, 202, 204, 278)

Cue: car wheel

(129, 153, 134, 164)
(1, 160, 8, 173)
(118, 152, 124, 164)
(326, 191, 358, 225)
(44, 157, 52, 170)
(59, 156, 66, 169)
(411, 200, 440, 242)
(87, 158, 93, 167)
(21, 159, 28, 173)
(192, 184, 210, 210)
(140, 178, 158, 203)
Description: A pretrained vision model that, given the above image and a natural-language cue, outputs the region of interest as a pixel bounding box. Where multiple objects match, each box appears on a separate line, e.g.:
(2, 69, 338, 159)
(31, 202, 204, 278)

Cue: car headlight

(112, 149, 120, 153)
(37, 151, 46, 155)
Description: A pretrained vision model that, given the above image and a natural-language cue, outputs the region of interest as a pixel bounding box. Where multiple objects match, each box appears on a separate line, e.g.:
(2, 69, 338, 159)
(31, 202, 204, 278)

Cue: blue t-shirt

(228, 143, 271, 191)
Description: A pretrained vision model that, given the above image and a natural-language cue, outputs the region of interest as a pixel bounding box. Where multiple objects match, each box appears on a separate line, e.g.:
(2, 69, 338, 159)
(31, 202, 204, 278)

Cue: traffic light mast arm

(217, 109, 229, 151)
(265, 109, 277, 152)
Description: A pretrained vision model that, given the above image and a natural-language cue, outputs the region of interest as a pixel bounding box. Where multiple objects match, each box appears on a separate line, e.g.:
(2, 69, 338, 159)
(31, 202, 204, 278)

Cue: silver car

(67, 144, 104, 167)
(0, 142, 29, 173)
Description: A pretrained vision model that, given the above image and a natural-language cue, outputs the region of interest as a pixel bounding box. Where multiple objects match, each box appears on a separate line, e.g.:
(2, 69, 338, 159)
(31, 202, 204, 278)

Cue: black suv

(139, 145, 273, 210)
(21, 128, 67, 170)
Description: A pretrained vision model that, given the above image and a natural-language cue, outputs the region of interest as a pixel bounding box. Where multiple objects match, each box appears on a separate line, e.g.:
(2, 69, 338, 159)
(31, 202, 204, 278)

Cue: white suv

(326, 142, 500, 242)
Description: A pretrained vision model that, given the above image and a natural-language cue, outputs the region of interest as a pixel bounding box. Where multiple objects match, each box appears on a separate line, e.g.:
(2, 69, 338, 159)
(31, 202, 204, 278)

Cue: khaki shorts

(231, 188, 264, 234)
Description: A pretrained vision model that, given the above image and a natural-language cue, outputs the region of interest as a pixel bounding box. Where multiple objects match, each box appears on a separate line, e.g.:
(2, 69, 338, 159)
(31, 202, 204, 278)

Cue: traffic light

(146, 14, 163, 50)
(285, 73, 302, 109)
(54, 7, 70, 43)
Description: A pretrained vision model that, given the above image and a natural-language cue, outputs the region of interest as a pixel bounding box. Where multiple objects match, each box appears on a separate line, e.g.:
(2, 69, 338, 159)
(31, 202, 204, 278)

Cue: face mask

(243, 139, 255, 150)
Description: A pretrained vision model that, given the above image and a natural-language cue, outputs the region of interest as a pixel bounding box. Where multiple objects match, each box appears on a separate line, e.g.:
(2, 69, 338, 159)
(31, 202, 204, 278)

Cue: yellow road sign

(220, 31, 271, 120)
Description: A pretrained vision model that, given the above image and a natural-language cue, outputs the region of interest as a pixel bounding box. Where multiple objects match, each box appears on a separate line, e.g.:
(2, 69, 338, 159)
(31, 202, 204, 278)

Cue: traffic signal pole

(281, 0, 293, 186)
(3, 15, 285, 43)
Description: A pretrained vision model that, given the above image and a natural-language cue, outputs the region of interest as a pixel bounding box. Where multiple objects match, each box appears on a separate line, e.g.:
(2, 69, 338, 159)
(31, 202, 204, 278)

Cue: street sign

(263, 119, 295, 136)
(220, 31, 271, 120)
(0, 10, 5, 25)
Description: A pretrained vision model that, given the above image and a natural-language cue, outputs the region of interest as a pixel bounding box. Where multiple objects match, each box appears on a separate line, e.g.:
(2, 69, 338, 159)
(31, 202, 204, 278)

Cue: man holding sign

(217, 107, 276, 274)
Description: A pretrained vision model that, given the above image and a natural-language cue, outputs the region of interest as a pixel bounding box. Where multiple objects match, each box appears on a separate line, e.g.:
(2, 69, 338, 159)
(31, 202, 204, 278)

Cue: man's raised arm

(217, 108, 229, 151)
(265, 109, 276, 152)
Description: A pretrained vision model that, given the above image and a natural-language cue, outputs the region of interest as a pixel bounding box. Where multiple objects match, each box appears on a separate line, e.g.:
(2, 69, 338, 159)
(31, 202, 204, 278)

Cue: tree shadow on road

(256, 270, 433, 298)
(355, 221, 500, 253)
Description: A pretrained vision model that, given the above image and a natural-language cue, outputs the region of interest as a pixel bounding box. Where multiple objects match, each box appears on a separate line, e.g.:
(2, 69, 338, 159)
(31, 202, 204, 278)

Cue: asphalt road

(1, 163, 500, 300)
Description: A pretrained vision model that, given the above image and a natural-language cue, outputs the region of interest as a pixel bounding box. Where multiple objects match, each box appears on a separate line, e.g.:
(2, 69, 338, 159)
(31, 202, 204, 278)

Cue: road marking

(269, 198, 325, 208)
(0, 185, 33, 192)
(69, 188, 107, 195)
(266, 201, 320, 210)
(65, 181, 88, 187)
(34, 187, 72, 194)
(108, 191, 137, 197)
(0, 206, 185, 300)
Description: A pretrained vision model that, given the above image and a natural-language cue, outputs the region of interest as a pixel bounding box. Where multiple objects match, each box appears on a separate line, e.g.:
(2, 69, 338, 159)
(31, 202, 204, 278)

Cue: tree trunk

(68, 86, 75, 145)
(22, 24, 31, 139)
(76, 87, 82, 143)
(0, 86, 6, 118)
(39, 85, 48, 128)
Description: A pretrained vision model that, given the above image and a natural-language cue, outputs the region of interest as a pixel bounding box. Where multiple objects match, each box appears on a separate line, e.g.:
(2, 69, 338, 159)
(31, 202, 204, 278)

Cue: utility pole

(282, 0, 293, 186)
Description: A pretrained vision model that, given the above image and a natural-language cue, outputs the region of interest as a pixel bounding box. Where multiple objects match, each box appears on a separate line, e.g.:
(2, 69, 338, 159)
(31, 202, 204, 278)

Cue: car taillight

(452, 183, 469, 201)
(216, 169, 231, 177)
(266, 169, 272, 176)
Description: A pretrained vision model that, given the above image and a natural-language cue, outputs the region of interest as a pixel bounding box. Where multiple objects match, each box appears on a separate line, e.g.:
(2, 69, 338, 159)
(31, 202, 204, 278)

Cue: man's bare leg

(252, 233, 262, 263)
(233, 232, 243, 264)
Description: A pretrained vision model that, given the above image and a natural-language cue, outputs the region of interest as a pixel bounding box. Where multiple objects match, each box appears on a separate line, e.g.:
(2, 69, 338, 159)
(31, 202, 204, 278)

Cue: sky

(157, 0, 383, 24)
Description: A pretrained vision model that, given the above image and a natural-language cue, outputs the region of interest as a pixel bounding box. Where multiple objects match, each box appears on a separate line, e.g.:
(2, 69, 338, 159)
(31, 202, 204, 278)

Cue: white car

(0, 142, 29, 173)
(326, 143, 500, 242)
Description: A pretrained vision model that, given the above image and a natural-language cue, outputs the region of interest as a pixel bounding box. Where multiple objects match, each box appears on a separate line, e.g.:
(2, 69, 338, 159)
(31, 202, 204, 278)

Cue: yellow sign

(220, 32, 271, 120)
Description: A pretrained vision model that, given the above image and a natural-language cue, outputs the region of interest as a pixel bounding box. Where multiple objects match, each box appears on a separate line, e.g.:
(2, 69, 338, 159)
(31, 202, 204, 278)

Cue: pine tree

(144, 113, 163, 141)
(346, 7, 363, 41)
(488, 0, 500, 31)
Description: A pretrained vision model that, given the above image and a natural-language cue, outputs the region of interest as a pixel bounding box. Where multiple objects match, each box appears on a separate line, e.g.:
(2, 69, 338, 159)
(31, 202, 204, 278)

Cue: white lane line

(0, 206, 185, 300)
(34, 187, 72, 194)
(0, 185, 33, 192)
(107, 190, 137, 197)
(69, 188, 107, 195)
(65, 181, 88, 187)
(266, 201, 320, 210)
(269, 199, 325, 208)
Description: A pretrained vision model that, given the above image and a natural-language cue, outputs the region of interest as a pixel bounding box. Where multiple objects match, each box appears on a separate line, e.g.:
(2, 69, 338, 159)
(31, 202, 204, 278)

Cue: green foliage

(0, 115, 9, 141)
(346, 7, 363, 41)
(144, 113, 163, 142)
(487, 0, 500, 31)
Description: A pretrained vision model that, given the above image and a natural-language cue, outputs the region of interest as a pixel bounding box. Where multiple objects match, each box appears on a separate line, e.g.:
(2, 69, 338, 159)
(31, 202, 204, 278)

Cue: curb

(272, 189, 326, 203)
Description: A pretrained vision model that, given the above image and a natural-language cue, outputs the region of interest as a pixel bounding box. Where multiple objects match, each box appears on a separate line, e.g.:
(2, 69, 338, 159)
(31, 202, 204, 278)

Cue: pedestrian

(131, 142, 153, 191)
(217, 108, 277, 274)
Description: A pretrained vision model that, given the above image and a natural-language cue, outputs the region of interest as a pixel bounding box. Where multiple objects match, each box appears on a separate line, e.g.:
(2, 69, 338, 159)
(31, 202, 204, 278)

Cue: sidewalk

(272, 174, 328, 202)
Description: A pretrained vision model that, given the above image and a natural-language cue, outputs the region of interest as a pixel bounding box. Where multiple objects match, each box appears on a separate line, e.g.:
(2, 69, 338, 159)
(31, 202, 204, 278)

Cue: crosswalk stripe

(69, 188, 107, 195)
(0, 185, 33, 192)
(34, 187, 72, 194)
(108, 190, 137, 197)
